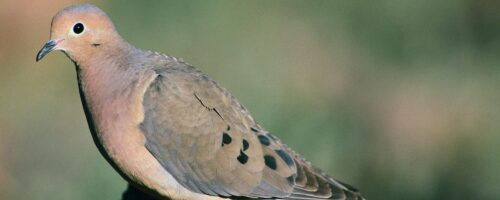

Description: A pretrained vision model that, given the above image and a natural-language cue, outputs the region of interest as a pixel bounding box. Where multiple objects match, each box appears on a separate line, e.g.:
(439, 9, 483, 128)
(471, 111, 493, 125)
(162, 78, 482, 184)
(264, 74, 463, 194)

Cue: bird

(36, 4, 364, 200)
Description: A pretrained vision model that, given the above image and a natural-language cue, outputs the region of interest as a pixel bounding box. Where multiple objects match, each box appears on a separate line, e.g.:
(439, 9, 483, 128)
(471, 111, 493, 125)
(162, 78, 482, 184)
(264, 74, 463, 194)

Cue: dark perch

(122, 184, 168, 200)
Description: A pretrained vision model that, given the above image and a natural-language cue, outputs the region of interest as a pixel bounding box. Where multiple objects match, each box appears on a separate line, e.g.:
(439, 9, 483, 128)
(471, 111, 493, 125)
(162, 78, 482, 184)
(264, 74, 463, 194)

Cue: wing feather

(139, 57, 363, 199)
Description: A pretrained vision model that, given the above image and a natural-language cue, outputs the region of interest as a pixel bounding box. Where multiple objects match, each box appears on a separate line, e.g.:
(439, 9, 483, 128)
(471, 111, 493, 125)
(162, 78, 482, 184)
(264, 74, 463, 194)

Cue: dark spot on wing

(222, 133, 232, 146)
(250, 127, 259, 132)
(275, 149, 294, 166)
(242, 139, 249, 151)
(264, 155, 277, 170)
(226, 125, 231, 131)
(257, 135, 271, 146)
(237, 150, 249, 164)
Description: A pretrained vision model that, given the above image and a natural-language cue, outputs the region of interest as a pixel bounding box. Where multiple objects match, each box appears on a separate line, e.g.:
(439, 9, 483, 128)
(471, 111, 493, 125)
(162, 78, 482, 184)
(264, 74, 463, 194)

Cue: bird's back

(138, 51, 364, 199)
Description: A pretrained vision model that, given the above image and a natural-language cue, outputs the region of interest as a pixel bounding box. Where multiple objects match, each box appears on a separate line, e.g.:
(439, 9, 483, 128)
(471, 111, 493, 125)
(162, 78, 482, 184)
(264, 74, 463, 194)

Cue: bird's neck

(78, 57, 128, 99)
(74, 44, 156, 148)
(74, 43, 157, 130)
(73, 40, 136, 131)
(74, 49, 160, 186)
(74, 40, 138, 101)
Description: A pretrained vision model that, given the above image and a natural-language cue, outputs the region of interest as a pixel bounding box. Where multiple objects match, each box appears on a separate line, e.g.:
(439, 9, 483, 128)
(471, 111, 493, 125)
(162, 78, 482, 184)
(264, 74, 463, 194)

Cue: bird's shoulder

(137, 50, 299, 197)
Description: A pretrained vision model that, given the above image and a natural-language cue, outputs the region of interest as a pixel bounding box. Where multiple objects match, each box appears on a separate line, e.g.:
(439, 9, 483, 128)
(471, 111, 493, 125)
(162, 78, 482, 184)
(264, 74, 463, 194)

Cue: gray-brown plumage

(36, 3, 364, 200)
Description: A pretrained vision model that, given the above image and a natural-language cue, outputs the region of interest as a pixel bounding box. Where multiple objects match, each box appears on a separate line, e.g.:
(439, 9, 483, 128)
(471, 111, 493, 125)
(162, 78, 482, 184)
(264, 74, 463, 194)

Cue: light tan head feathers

(36, 4, 123, 63)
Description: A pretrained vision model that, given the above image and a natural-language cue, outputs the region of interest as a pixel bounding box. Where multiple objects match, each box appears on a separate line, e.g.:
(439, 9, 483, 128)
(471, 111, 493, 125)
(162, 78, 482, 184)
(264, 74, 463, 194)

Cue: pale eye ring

(73, 23, 84, 34)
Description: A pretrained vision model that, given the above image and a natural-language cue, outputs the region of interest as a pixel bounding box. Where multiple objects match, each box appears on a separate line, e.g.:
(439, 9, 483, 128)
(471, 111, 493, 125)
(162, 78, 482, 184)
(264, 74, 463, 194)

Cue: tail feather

(285, 153, 364, 200)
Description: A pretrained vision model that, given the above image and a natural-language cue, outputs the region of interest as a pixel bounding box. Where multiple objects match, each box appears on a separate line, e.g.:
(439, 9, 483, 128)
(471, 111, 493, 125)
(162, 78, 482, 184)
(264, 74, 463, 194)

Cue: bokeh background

(1, 0, 500, 199)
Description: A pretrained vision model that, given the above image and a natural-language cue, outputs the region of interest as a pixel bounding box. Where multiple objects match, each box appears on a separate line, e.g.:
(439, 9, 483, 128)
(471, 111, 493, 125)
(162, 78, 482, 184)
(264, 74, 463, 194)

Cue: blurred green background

(1, 0, 500, 199)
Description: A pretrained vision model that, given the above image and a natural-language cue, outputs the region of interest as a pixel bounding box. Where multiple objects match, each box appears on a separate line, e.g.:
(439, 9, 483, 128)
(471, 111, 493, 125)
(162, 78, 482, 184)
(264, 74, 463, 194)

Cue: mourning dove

(36, 4, 364, 200)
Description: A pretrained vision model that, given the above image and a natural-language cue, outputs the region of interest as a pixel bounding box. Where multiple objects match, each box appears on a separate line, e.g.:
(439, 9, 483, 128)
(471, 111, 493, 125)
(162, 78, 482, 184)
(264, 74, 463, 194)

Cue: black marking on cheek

(242, 139, 249, 151)
(91, 43, 101, 47)
(275, 149, 294, 166)
(250, 127, 259, 132)
(258, 135, 271, 146)
(264, 155, 277, 170)
(237, 150, 249, 164)
(222, 133, 232, 146)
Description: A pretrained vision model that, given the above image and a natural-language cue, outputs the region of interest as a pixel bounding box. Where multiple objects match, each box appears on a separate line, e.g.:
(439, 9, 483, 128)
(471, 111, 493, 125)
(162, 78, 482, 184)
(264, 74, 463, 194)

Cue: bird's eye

(73, 23, 84, 34)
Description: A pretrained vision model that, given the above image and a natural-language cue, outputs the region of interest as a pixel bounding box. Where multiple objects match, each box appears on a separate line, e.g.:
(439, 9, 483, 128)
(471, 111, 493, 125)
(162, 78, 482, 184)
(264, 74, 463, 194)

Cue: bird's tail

(286, 154, 364, 200)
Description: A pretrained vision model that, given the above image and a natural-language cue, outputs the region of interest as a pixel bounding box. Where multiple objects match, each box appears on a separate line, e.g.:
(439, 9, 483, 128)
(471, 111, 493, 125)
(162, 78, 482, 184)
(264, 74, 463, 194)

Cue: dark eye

(73, 23, 84, 34)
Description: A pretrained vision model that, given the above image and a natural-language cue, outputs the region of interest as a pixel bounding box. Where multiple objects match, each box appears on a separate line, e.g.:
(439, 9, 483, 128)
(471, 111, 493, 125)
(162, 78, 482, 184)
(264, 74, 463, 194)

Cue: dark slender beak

(36, 40, 58, 62)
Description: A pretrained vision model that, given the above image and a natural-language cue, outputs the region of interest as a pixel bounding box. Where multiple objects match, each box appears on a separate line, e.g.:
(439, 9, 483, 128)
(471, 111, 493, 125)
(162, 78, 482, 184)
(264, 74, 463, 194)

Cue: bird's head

(36, 4, 121, 63)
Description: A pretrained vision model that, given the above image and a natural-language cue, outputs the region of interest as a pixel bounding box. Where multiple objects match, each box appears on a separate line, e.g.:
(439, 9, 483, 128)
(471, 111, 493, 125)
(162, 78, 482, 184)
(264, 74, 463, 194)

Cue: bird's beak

(36, 39, 62, 62)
